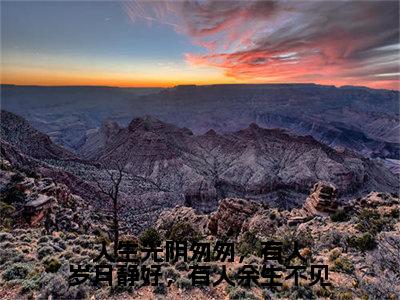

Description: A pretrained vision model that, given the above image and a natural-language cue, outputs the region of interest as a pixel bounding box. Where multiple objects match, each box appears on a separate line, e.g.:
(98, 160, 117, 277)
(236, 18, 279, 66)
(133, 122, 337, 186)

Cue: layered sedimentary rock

(4, 84, 398, 159)
(0, 110, 76, 160)
(288, 181, 339, 225)
(1, 110, 398, 231)
(208, 198, 262, 237)
(0, 158, 96, 232)
(75, 115, 398, 211)
(302, 181, 339, 216)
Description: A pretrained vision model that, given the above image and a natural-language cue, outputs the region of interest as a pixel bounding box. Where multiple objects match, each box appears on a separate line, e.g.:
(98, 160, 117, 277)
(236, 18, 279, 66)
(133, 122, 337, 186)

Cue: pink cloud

(125, 1, 399, 89)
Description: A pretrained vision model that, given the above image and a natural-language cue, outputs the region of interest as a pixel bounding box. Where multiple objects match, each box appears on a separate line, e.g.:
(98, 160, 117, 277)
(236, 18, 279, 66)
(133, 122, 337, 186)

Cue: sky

(1, 0, 399, 89)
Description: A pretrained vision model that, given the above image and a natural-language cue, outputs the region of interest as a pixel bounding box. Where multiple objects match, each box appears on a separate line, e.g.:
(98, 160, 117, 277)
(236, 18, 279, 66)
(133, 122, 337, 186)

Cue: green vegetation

(330, 208, 350, 222)
(356, 209, 393, 235)
(2, 262, 31, 281)
(43, 257, 61, 273)
(153, 282, 167, 294)
(0, 202, 15, 231)
(337, 291, 354, 300)
(139, 227, 162, 247)
(226, 286, 258, 300)
(37, 245, 55, 260)
(329, 248, 341, 262)
(166, 222, 201, 243)
(236, 231, 262, 257)
(347, 232, 376, 252)
(176, 277, 193, 290)
(332, 256, 354, 274)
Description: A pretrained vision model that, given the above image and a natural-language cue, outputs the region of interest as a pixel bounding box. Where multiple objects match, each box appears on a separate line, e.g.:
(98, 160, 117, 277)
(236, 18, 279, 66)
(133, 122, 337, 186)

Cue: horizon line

(1, 82, 398, 92)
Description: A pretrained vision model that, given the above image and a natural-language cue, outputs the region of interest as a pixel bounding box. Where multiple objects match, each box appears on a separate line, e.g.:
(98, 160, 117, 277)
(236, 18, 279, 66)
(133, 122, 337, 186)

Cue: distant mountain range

(2, 84, 399, 160)
(1, 109, 398, 230)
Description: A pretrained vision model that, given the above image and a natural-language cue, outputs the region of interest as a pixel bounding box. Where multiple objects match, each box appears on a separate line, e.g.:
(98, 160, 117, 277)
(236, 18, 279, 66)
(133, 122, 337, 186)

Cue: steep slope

(0, 110, 76, 160)
(0, 85, 162, 149)
(76, 116, 398, 215)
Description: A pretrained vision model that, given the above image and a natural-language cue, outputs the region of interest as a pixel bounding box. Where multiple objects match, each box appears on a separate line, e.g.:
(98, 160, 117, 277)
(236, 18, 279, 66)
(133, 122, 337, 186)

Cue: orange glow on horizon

(0, 66, 238, 88)
(1, 64, 398, 90)
(1, 77, 398, 91)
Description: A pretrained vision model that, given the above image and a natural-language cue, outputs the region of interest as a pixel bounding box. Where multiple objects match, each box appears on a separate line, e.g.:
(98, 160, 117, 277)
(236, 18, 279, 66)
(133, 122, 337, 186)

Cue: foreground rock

(208, 198, 262, 238)
(155, 206, 209, 236)
(288, 181, 339, 225)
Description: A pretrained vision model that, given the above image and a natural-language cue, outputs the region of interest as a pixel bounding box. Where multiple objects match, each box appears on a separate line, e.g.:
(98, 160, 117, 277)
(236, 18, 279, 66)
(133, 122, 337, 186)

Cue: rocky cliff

(75, 116, 398, 216)
(0, 110, 76, 160)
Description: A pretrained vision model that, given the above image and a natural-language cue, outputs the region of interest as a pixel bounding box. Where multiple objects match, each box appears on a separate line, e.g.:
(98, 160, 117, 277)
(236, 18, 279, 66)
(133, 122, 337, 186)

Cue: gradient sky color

(1, 1, 399, 89)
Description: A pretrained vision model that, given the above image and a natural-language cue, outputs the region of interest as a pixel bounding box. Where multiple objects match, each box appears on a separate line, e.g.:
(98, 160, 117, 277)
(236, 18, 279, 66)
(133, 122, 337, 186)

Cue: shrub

(11, 173, 25, 183)
(19, 167, 39, 179)
(333, 257, 354, 274)
(356, 209, 392, 235)
(209, 262, 222, 276)
(331, 209, 350, 222)
(322, 230, 346, 248)
(37, 245, 55, 260)
(11, 252, 25, 263)
(237, 231, 262, 257)
(273, 226, 314, 255)
(1, 184, 25, 205)
(63, 286, 89, 299)
(65, 232, 77, 240)
(0, 217, 13, 231)
(21, 235, 32, 243)
(92, 229, 111, 245)
(337, 291, 354, 300)
(388, 208, 399, 219)
(0, 202, 15, 224)
(21, 278, 40, 293)
(80, 249, 97, 259)
(0, 249, 16, 265)
(295, 229, 315, 249)
(176, 277, 192, 290)
(175, 261, 189, 271)
(166, 222, 201, 243)
(329, 249, 341, 262)
(262, 289, 273, 300)
(76, 236, 94, 248)
(153, 282, 167, 295)
(2, 263, 31, 281)
(285, 285, 314, 299)
(227, 286, 258, 300)
(61, 250, 74, 260)
(163, 267, 180, 281)
(38, 235, 51, 244)
(315, 287, 332, 298)
(38, 273, 84, 299)
(347, 233, 376, 252)
(139, 227, 162, 248)
(0, 232, 14, 242)
(43, 257, 61, 273)
(0, 160, 12, 171)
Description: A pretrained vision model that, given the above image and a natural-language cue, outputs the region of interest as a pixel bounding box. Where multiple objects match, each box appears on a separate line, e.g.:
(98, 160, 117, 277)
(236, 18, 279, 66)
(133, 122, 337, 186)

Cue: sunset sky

(1, 0, 399, 89)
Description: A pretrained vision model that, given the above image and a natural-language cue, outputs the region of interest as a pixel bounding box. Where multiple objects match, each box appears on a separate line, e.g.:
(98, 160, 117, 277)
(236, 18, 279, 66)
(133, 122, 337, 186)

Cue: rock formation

(1, 110, 398, 232)
(155, 205, 209, 236)
(288, 181, 339, 225)
(0, 110, 76, 160)
(208, 198, 262, 237)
